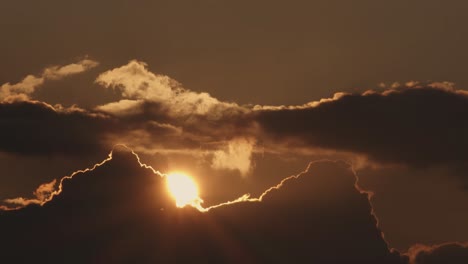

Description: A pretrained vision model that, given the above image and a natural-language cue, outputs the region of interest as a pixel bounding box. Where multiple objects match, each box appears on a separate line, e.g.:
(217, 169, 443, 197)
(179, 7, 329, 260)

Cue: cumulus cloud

(0, 59, 98, 101)
(95, 60, 243, 119)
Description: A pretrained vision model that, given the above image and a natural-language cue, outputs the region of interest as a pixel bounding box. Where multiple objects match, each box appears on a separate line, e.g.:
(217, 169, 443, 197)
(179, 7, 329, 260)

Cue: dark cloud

(101, 100, 254, 142)
(354, 164, 468, 251)
(0, 98, 225, 158)
(256, 86, 468, 168)
(0, 148, 409, 263)
(208, 160, 407, 264)
(0, 100, 114, 156)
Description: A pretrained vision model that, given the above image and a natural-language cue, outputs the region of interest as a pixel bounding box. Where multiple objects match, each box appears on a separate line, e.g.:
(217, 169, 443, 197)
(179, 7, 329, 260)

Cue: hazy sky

(1, 1, 468, 263)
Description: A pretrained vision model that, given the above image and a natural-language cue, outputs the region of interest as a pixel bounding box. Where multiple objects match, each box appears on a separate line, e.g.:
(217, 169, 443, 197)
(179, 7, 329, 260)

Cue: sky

(1, 0, 468, 263)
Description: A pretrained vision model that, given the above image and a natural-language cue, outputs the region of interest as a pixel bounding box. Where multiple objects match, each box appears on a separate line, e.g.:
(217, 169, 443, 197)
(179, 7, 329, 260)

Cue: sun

(165, 172, 201, 208)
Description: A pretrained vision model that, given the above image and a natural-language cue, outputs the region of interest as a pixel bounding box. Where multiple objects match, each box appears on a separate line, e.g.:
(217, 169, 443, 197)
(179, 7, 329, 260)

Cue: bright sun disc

(166, 172, 200, 208)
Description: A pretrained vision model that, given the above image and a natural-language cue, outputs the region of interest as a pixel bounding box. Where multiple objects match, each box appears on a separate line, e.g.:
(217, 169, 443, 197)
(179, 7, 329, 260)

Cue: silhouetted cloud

(255, 83, 468, 169)
(0, 148, 409, 263)
(1, 138, 466, 263)
(0, 100, 114, 156)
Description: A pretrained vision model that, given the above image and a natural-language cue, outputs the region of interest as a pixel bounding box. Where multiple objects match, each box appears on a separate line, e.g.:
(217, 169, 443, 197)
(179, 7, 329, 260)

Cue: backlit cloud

(0, 132, 466, 263)
(0, 148, 408, 263)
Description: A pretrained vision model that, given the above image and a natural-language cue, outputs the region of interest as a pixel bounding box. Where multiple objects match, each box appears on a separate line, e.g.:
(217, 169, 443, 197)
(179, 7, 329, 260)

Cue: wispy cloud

(0, 58, 98, 101)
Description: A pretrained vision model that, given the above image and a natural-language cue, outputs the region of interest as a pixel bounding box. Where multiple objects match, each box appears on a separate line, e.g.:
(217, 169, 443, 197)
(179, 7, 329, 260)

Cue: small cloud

(0, 58, 99, 101)
(211, 137, 255, 176)
(43, 59, 98, 80)
(95, 99, 145, 117)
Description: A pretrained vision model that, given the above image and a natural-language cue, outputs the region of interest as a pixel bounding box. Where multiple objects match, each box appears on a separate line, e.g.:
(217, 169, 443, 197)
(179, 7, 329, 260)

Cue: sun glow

(166, 172, 201, 208)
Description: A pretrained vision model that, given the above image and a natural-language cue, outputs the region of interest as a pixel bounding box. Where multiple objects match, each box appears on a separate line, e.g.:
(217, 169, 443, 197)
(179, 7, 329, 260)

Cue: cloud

(3, 179, 57, 208)
(95, 99, 145, 116)
(0, 148, 410, 263)
(211, 137, 255, 176)
(0, 59, 98, 101)
(43, 59, 98, 79)
(3, 60, 468, 181)
(95, 60, 243, 119)
(1, 61, 467, 262)
(0, 100, 115, 156)
(2, 143, 468, 263)
(92, 60, 257, 176)
(406, 243, 468, 264)
(255, 84, 468, 169)
(93, 62, 468, 176)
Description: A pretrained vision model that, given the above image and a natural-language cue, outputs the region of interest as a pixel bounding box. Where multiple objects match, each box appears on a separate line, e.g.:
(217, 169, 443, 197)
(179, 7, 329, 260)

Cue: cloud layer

(0, 60, 467, 261)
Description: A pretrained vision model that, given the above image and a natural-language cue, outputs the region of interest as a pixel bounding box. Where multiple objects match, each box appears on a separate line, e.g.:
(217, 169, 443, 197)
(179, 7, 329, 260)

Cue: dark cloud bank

(256, 86, 468, 168)
(0, 100, 112, 156)
(1, 78, 467, 173)
(0, 148, 466, 263)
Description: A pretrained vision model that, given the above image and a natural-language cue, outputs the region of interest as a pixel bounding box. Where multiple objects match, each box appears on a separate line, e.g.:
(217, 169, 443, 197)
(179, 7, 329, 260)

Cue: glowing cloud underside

(166, 172, 201, 208)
